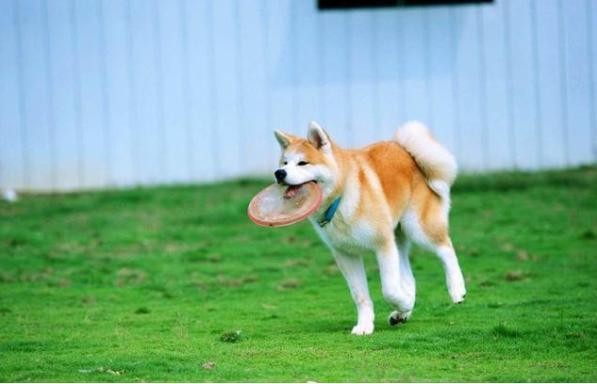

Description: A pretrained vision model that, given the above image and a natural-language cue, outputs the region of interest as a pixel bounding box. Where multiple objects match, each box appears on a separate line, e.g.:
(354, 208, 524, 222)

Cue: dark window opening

(318, 0, 493, 10)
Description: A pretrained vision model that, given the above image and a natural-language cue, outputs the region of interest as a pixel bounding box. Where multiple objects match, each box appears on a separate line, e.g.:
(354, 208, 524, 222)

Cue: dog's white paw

(448, 276, 467, 304)
(351, 322, 374, 336)
(388, 310, 412, 326)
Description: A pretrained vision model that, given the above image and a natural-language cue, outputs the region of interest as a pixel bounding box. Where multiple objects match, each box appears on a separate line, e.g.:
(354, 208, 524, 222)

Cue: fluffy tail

(395, 121, 458, 199)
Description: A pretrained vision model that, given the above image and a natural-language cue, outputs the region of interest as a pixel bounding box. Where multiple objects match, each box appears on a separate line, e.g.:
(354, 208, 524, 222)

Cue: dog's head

(273, 122, 339, 196)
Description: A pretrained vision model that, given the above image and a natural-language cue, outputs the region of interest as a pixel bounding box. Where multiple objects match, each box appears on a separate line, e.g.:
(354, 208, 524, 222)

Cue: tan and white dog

(273, 121, 466, 336)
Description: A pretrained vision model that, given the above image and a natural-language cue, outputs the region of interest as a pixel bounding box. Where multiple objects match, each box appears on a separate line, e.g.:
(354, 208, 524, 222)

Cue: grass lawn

(1, 166, 596, 382)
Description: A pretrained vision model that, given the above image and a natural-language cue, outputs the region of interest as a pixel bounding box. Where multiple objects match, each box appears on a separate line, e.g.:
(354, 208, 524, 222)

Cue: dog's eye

(283, 161, 288, 165)
(298, 161, 309, 166)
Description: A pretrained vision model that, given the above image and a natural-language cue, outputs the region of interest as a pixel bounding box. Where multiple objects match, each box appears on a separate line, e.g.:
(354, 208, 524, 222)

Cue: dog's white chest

(310, 215, 377, 255)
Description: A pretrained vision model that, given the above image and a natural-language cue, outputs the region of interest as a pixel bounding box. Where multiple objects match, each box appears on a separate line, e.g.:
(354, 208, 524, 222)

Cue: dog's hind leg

(388, 230, 416, 326)
(414, 202, 467, 304)
(376, 236, 416, 325)
(404, 188, 466, 304)
(333, 251, 375, 335)
(432, 240, 466, 303)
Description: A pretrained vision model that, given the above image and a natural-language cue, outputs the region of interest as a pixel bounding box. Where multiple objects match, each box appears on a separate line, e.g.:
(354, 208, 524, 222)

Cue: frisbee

(247, 182, 323, 227)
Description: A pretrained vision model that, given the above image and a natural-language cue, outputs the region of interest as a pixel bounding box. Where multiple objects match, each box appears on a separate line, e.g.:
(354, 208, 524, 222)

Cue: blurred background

(0, 0, 595, 192)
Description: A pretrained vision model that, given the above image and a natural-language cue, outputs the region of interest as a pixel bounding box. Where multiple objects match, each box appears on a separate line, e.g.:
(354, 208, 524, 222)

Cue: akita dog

(273, 121, 466, 335)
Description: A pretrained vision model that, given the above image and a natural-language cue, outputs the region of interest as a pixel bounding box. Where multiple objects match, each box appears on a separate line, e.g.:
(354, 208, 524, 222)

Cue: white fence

(0, 0, 595, 191)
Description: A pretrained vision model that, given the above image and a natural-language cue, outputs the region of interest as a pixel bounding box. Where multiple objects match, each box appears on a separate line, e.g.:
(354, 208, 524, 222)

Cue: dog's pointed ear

(274, 130, 293, 149)
(307, 121, 332, 153)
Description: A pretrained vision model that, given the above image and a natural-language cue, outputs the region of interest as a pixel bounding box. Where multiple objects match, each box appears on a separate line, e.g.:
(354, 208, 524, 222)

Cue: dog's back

(353, 121, 456, 230)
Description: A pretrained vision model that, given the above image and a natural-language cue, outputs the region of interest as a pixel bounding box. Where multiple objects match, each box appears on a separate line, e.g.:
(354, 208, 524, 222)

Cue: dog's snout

(274, 169, 287, 183)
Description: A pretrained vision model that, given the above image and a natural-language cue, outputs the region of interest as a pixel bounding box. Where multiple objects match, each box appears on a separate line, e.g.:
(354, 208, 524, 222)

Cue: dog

(273, 121, 466, 335)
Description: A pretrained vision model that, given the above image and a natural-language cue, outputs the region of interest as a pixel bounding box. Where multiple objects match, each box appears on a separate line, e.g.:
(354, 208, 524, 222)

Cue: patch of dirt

(505, 270, 530, 282)
(284, 259, 309, 268)
(217, 274, 259, 287)
(277, 278, 301, 290)
(115, 268, 147, 287)
(219, 330, 242, 343)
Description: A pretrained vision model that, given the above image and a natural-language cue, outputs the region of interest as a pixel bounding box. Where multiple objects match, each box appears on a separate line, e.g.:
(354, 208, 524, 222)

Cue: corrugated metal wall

(0, 0, 595, 191)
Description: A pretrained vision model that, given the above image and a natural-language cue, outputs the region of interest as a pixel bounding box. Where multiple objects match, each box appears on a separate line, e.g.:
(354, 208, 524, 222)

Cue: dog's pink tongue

(284, 185, 302, 199)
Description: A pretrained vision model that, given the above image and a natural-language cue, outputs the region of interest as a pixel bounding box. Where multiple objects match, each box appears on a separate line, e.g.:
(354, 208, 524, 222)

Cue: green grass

(1, 166, 596, 382)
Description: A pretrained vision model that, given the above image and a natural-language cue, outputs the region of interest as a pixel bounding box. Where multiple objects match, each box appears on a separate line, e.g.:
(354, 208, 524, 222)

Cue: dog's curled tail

(395, 121, 458, 199)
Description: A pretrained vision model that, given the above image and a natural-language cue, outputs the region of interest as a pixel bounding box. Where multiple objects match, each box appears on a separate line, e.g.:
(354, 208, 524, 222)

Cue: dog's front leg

(333, 251, 374, 335)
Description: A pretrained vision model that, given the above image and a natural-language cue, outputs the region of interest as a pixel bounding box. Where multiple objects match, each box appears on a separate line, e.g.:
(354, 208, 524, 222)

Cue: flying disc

(248, 182, 323, 227)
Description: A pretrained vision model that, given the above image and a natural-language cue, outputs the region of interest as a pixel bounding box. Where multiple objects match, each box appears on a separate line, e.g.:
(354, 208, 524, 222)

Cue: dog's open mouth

(283, 181, 316, 199)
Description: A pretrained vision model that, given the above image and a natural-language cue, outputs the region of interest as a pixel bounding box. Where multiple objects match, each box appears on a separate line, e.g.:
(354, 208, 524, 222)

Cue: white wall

(0, 0, 595, 191)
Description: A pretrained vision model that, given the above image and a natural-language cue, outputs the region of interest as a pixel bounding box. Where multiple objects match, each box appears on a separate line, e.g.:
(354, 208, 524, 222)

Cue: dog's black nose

(274, 169, 287, 183)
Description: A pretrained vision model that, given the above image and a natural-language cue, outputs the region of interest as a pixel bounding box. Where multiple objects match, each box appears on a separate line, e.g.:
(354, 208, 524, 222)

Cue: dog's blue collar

(318, 196, 342, 227)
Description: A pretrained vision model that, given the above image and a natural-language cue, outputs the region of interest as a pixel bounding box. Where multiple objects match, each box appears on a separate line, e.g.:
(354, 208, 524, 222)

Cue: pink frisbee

(247, 182, 323, 227)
